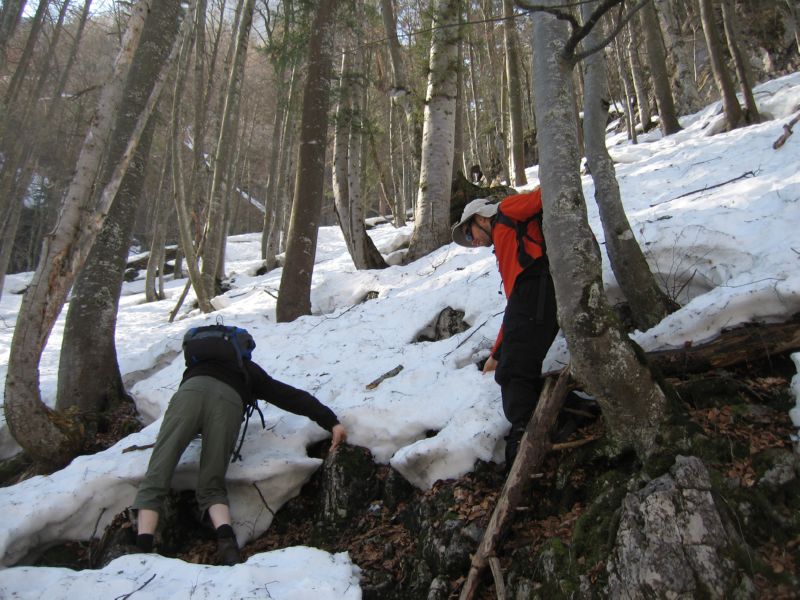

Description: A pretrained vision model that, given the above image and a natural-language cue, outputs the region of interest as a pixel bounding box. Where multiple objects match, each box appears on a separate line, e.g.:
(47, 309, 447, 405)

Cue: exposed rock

(317, 445, 380, 533)
(607, 455, 754, 599)
(756, 450, 800, 490)
(415, 307, 470, 343)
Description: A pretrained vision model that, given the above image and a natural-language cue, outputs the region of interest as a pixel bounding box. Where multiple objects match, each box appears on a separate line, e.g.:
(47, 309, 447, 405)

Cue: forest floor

(25, 352, 800, 599)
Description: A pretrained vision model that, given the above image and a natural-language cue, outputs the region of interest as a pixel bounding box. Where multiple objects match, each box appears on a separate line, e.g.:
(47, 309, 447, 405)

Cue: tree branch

(571, 0, 651, 62)
(514, 0, 580, 29)
(563, 0, 622, 59)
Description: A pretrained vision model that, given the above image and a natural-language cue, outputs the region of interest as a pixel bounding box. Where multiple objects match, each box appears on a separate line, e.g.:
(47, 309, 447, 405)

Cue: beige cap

(451, 198, 499, 246)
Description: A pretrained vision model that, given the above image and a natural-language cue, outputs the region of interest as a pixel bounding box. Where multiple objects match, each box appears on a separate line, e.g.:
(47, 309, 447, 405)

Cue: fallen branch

(651, 170, 758, 206)
(552, 436, 598, 451)
(122, 443, 155, 453)
(459, 366, 572, 600)
(366, 365, 404, 389)
(114, 573, 156, 600)
(488, 556, 507, 600)
(773, 111, 800, 149)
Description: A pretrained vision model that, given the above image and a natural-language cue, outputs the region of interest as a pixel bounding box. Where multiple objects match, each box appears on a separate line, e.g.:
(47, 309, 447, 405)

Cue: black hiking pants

(494, 261, 559, 464)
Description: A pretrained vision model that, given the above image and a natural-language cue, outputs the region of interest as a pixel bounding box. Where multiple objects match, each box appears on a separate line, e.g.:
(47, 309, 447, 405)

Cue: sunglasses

(463, 220, 474, 243)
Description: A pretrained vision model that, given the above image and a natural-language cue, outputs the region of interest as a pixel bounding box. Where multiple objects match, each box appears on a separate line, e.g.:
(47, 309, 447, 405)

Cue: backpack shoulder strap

(496, 205, 545, 269)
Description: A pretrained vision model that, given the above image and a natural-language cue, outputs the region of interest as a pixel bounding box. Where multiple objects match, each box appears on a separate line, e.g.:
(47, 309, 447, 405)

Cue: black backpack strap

(496, 206, 545, 269)
(231, 400, 266, 463)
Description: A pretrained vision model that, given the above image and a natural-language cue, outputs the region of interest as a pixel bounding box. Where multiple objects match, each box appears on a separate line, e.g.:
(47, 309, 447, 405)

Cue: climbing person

(132, 324, 347, 565)
(452, 191, 559, 468)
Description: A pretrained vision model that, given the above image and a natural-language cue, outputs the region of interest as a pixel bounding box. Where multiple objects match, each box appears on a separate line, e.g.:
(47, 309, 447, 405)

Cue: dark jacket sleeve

(246, 361, 340, 431)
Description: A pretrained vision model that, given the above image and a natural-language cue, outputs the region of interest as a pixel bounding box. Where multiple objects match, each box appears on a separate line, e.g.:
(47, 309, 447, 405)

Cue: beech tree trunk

(2, 0, 48, 109)
(531, 2, 667, 459)
(613, 34, 638, 143)
(276, 0, 338, 322)
(406, 0, 462, 262)
(720, 0, 760, 123)
(168, 3, 212, 314)
(145, 147, 172, 302)
(332, 47, 387, 270)
(698, 0, 745, 131)
(0, 0, 27, 70)
(502, 0, 526, 186)
(640, 0, 682, 134)
(57, 1, 183, 416)
(626, 24, 653, 132)
(201, 0, 255, 298)
(3, 0, 156, 467)
(379, 0, 417, 221)
(582, 1, 676, 332)
(655, 0, 703, 115)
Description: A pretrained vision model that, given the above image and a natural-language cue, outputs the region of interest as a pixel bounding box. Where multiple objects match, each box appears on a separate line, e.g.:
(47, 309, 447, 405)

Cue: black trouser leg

(495, 266, 559, 464)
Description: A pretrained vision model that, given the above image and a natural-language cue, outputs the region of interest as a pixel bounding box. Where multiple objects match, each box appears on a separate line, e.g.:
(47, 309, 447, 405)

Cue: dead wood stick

(773, 112, 800, 149)
(365, 365, 404, 389)
(552, 436, 598, 451)
(459, 366, 572, 600)
(488, 556, 507, 600)
(122, 443, 155, 453)
(651, 170, 757, 206)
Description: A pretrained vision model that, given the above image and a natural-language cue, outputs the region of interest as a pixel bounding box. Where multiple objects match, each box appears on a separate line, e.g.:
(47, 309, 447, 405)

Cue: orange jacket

(491, 189, 546, 355)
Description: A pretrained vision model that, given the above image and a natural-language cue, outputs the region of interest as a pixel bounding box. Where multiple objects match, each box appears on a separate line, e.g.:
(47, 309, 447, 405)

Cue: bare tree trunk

(406, 0, 462, 262)
(655, 0, 703, 115)
(2, 0, 49, 109)
(613, 34, 638, 143)
(276, 0, 338, 322)
(502, 0, 526, 186)
(3, 0, 157, 467)
(783, 0, 800, 54)
(531, 2, 667, 459)
(466, 33, 482, 173)
(626, 24, 654, 132)
(640, 0, 682, 134)
(262, 2, 297, 262)
(452, 35, 465, 180)
(0, 0, 81, 298)
(698, 0, 745, 131)
(57, 1, 183, 417)
(582, 1, 676, 331)
(0, 0, 27, 70)
(145, 147, 172, 302)
(201, 0, 255, 298)
(332, 42, 387, 270)
(720, 0, 760, 123)
(378, 0, 421, 196)
(265, 59, 299, 267)
(169, 3, 212, 314)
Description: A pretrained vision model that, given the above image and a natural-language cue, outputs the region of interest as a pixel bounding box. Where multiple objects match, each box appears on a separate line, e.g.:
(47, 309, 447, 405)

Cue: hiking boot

(216, 536, 242, 566)
(504, 427, 525, 471)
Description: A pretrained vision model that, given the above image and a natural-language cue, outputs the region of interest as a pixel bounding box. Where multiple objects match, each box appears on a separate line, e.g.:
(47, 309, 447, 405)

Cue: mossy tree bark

(57, 1, 184, 416)
(528, 0, 668, 458)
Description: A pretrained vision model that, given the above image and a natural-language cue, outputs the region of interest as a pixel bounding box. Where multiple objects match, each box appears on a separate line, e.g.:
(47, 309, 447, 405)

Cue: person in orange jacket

(452, 190, 560, 467)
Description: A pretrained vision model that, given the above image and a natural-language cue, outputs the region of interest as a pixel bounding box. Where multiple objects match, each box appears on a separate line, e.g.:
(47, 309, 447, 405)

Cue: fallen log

(648, 313, 800, 376)
(459, 366, 572, 600)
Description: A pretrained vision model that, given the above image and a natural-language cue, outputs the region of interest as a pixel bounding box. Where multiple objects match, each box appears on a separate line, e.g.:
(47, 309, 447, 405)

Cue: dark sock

(136, 533, 154, 553)
(216, 524, 235, 539)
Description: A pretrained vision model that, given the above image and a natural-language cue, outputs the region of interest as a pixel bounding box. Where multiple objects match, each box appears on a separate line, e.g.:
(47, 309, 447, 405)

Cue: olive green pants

(133, 376, 243, 515)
